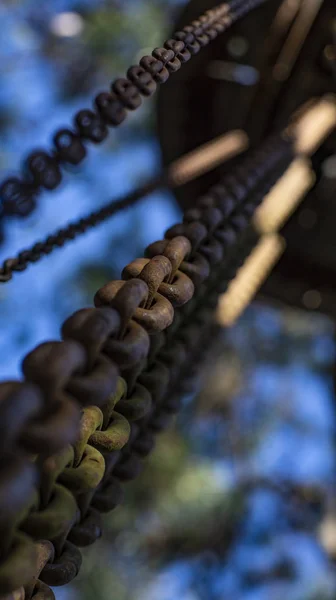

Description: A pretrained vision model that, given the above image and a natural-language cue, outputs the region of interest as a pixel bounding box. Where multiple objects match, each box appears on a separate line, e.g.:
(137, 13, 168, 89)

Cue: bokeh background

(0, 1, 336, 599)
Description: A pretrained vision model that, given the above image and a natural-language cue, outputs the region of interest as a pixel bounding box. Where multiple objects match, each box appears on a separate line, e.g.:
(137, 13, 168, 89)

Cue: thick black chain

(0, 0, 269, 228)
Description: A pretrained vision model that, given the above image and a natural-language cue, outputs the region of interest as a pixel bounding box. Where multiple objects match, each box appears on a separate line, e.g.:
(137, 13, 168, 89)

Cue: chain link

(0, 0, 328, 597)
(0, 179, 161, 283)
(0, 131, 290, 283)
(0, 2, 295, 598)
(0, 131, 294, 599)
(0, 0, 269, 229)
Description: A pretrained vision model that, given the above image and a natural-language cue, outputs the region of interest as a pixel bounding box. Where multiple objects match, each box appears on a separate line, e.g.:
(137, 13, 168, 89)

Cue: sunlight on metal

(319, 515, 336, 555)
(169, 130, 249, 186)
(270, 0, 302, 34)
(253, 158, 315, 233)
(273, 0, 323, 81)
(4, 587, 25, 600)
(292, 96, 336, 155)
(217, 235, 286, 326)
(50, 12, 84, 37)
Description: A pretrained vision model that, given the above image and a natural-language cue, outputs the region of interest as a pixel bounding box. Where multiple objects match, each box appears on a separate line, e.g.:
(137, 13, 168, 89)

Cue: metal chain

(0, 0, 269, 227)
(0, 133, 294, 599)
(0, 178, 161, 283)
(0, 131, 289, 283)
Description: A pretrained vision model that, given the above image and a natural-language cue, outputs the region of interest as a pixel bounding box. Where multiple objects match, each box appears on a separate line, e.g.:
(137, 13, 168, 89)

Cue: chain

(0, 0, 269, 228)
(0, 130, 287, 283)
(0, 178, 160, 283)
(0, 0, 332, 597)
(0, 128, 248, 283)
(0, 133, 294, 599)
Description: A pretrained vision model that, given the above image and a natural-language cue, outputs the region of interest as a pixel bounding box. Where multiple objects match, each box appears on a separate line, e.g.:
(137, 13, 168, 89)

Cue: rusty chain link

(0, 129, 294, 598)
(0, 0, 269, 228)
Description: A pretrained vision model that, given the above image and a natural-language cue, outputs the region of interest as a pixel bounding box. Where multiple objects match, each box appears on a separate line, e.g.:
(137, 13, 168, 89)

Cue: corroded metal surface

(0, 132, 293, 598)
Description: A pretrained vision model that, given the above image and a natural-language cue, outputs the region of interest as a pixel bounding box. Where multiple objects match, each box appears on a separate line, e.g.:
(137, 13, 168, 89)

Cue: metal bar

(253, 158, 315, 233)
(168, 130, 249, 186)
(291, 95, 336, 155)
(217, 234, 286, 326)
(273, 0, 324, 81)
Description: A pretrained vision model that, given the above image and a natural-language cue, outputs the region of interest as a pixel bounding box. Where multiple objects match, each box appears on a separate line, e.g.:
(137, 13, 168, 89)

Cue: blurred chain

(0, 0, 269, 229)
(0, 133, 294, 599)
(0, 179, 160, 283)
(0, 129, 249, 283)
(0, 130, 284, 283)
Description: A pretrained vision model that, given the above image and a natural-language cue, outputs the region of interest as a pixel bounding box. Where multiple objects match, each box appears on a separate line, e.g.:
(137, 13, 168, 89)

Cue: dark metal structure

(158, 0, 336, 316)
